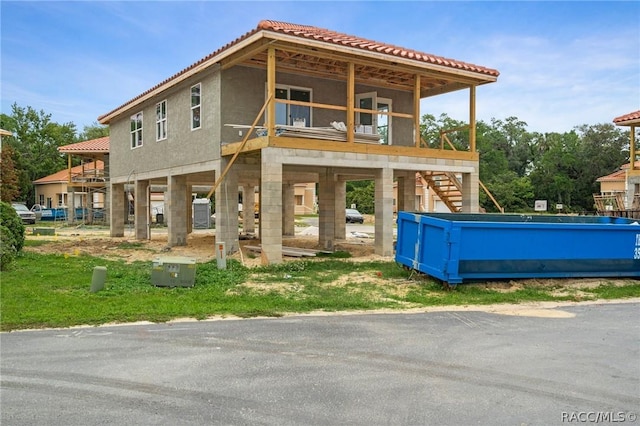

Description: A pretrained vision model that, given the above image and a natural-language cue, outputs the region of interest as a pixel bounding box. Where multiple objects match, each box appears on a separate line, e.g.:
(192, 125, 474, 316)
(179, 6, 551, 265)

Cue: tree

(0, 104, 77, 204)
(0, 144, 20, 202)
(346, 180, 374, 214)
(420, 113, 468, 150)
(78, 122, 109, 141)
(573, 123, 628, 210)
(529, 131, 580, 210)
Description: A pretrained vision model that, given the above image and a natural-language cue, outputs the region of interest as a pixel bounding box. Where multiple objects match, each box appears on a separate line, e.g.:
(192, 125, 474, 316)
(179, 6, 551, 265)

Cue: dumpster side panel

(416, 216, 452, 282)
(395, 212, 640, 284)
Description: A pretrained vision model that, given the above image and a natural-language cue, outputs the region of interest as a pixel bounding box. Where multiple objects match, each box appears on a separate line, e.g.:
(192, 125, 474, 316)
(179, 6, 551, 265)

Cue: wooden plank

(243, 245, 318, 257)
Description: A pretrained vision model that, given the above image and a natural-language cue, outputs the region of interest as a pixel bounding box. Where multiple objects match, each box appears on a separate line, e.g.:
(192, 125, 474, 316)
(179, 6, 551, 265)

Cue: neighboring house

(56, 137, 110, 222)
(595, 161, 640, 212)
(612, 110, 640, 210)
(33, 160, 105, 213)
(98, 20, 499, 264)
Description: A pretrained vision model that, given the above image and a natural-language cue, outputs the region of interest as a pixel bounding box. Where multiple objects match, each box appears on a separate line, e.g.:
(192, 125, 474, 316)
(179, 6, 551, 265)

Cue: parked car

(346, 208, 364, 224)
(30, 204, 43, 220)
(12, 203, 36, 224)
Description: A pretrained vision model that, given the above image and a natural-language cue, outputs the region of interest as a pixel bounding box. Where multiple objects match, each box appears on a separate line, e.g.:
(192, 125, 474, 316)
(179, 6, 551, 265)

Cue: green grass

(1, 251, 639, 331)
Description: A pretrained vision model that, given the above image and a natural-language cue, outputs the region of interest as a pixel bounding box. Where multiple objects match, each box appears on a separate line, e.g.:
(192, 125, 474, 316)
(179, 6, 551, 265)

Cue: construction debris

(244, 245, 332, 258)
(225, 122, 381, 144)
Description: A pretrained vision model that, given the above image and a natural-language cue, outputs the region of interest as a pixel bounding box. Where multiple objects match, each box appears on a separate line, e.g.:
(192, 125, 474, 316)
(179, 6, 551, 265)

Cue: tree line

(0, 104, 108, 205)
(349, 114, 630, 214)
(1, 103, 631, 214)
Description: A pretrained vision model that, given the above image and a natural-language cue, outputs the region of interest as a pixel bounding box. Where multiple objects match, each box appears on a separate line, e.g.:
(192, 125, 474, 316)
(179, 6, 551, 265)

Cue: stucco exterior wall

(109, 67, 222, 180)
(220, 66, 414, 146)
(599, 180, 625, 194)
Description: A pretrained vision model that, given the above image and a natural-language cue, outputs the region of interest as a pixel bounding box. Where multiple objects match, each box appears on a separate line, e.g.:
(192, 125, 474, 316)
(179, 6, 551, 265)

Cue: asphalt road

(2, 302, 639, 425)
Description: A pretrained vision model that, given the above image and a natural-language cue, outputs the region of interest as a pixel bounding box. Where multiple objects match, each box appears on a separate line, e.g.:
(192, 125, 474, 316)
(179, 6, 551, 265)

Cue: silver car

(11, 203, 36, 224)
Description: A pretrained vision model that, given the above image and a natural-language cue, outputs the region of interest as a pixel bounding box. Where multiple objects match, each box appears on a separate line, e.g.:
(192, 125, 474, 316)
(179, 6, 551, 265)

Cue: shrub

(0, 201, 25, 270)
(0, 225, 17, 270)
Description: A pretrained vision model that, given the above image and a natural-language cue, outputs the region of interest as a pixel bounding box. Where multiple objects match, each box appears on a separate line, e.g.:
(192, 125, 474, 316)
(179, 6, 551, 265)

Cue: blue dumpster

(395, 212, 640, 285)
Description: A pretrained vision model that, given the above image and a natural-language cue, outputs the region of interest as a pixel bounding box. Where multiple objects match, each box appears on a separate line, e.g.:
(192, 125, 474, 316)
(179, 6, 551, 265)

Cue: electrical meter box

(151, 256, 197, 287)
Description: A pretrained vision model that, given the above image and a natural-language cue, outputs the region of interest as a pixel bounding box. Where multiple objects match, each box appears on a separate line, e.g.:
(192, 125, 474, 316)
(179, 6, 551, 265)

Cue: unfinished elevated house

(98, 20, 499, 264)
(612, 111, 640, 213)
(56, 136, 110, 223)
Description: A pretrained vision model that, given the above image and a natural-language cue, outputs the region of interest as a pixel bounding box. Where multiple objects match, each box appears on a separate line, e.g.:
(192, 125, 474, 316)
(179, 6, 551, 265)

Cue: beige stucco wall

(599, 180, 625, 194)
(109, 67, 222, 180)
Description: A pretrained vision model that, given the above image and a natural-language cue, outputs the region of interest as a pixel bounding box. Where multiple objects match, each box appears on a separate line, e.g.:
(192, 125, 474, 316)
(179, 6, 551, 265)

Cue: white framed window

(156, 100, 167, 141)
(130, 112, 143, 149)
(191, 83, 201, 130)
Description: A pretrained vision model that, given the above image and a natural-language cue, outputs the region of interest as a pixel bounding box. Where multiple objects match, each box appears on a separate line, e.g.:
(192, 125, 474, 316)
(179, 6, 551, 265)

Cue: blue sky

(1, 1, 638, 135)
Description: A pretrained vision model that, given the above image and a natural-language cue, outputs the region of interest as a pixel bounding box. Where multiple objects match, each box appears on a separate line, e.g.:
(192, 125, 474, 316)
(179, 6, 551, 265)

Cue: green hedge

(0, 201, 25, 270)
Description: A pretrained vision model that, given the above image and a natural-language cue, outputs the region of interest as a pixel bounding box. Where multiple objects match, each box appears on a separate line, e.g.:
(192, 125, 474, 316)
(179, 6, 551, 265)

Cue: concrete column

(374, 167, 394, 257)
(283, 182, 295, 236)
(68, 187, 76, 224)
(627, 177, 640, 209)
(168, 174, 188, 246)
(134, 179, 149, 240)
(215, 159, 239, 255)
(260, 149, 282, 264)
(110, 183, 125, 237)
(335, 178, 346, 239)
(186, 185, 193, 234)
(461, 170, 480, 213)
(242, 184, 256, 234)
(396, 172, 417, 213)
(318, 168, 336, 250)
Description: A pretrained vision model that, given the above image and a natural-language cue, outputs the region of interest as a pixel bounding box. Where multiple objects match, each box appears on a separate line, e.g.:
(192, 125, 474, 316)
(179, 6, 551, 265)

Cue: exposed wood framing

(414, 74, 421, 147)
(347, 62, 355, 144)
(469, 85, 476, 153)
(267, 47, 276, 137)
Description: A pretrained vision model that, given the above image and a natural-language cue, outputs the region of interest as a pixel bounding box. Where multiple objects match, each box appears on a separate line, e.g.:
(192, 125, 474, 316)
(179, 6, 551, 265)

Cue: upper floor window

(191, 83, 201, 130)
(156, 100, 167, 141)
(130, 112, 143, 149)
(274, 86, 311, 127)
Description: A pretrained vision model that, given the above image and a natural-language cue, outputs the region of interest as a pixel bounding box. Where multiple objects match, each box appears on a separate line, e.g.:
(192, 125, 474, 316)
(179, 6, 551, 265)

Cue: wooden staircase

(420, 171, 463, 212)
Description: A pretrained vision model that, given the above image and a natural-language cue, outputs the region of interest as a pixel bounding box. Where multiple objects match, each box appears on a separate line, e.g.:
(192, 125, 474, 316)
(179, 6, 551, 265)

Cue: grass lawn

(2, 247, 639, 331)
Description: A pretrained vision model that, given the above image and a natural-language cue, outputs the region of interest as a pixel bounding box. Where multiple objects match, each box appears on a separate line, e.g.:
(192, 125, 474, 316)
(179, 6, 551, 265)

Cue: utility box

(192, 198, 211, 229)
(151, 256, 197, 287)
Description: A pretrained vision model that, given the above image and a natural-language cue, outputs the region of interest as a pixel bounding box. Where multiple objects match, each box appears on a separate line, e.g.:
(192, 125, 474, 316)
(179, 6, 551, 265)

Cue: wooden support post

(469, 85, 477, 153)
(347, 62, 355, 144)
(267, 47, 276, 137)
(631, 125, 637, 171)
(414, 74, 421, 148)
(67, 154, 72, 183)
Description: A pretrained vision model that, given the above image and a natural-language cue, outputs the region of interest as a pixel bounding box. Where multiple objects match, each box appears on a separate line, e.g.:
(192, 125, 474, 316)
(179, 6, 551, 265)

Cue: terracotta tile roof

(621, 161, 640, 170)
(596, 161, 640, 182)
(99, 20, 499, 123)
(257, 20, 500, 77)
(58, 136, 109, 154)
(596, 169, 625, 182)
(34, 161, 104, 184)
(613, 110, 640, 125)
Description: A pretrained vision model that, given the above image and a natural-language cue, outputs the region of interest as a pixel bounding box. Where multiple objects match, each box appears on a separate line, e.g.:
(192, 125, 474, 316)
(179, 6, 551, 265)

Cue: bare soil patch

(24, 227, 379, 267)
(24, 226, 638, 293)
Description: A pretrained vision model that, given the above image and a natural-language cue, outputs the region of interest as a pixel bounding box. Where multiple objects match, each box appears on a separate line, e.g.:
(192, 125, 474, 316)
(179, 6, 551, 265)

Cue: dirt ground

(23, 226, 380, 267)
